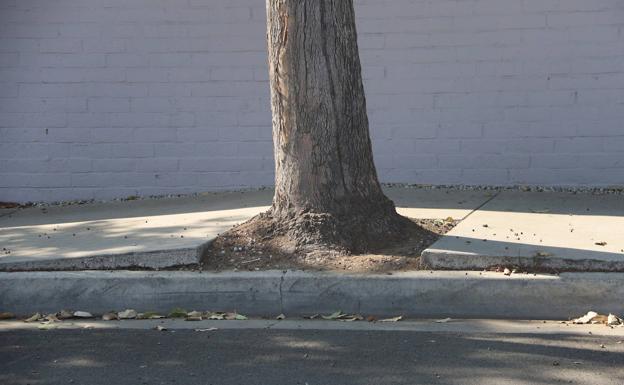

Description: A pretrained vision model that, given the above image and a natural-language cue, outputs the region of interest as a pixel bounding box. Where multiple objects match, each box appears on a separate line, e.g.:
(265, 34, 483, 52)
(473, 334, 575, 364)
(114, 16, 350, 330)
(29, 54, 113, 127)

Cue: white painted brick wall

(1, 0, 624, 202)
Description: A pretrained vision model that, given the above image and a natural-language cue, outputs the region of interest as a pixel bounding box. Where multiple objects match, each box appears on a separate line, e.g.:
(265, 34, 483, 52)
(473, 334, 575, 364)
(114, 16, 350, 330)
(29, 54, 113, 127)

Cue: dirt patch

(198, 218, 457, 273)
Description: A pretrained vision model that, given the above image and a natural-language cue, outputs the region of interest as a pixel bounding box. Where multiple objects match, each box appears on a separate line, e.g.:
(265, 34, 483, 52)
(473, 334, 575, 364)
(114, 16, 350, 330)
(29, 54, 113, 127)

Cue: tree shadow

(1, 329, 622, 385)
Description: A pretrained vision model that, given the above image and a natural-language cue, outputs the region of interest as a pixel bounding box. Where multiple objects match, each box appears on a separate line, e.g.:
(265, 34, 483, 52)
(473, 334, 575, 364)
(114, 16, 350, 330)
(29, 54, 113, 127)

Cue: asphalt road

(1, 323, 623, 385)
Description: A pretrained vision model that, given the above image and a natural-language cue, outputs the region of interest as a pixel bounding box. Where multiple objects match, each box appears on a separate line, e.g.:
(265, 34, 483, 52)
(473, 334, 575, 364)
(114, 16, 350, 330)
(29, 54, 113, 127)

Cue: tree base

(199, 213, 456, 272)
(209, 204, 420, 259)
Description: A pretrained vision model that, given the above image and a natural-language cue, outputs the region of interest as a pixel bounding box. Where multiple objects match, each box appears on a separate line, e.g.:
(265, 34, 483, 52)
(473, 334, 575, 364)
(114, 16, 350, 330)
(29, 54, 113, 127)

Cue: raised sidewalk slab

(1, 270, 623, 320)
(422, 191, 624, 271)
(0, 187, 491, 271)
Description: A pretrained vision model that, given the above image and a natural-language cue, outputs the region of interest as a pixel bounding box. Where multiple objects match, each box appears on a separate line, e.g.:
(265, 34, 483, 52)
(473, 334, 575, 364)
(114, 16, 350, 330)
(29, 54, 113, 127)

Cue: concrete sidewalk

(1, 186, 624, 272)
(423, 191, 624, 271)
(0, 187, 491, 271)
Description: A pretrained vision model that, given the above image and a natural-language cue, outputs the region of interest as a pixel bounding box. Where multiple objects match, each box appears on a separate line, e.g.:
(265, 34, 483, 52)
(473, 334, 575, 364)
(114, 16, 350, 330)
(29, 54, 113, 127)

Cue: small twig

(241, 258, 262, 265)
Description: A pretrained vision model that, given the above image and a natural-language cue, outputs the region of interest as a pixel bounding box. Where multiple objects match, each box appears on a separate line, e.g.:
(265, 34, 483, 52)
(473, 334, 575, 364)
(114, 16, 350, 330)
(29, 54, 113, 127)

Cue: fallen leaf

(168, 308, 188, 318)
(322, 311, 347, 320)
(233, 313, 248, 321)
(503, 268, 512, 276)
(435, 318, 452, 323)
(0, 312, 15, 320)
(118, 309, 138, 319)
(24, 313, 42, 323)
(186, 311, 203, 321)
(305, 314, 319, 320)
(366, 315, 377, 322)
(572, 311, 599, 324)
(194, 327, 219, 332)
(44, 314, 60, 323)
(379, 316, 403, 323)
(595, 242, 608, 246)
(57, 310, 74, 320)
(276, 313, 286, 320)
(607, 314, 622, 326)
(155, 325, 167, 331)
(339, 314, 364, 322)
(140, 312, 165, 320)
(73, 311, 93, 319)
(102, 312, 118, 321)
(206, 312, 226, 320)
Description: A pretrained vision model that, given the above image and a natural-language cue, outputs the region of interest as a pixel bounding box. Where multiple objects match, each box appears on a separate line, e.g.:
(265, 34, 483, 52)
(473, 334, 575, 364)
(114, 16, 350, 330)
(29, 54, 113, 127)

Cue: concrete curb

(1, 270, 623, 320)
(0, 243, 209, 272)
(421, 249, 624, 272)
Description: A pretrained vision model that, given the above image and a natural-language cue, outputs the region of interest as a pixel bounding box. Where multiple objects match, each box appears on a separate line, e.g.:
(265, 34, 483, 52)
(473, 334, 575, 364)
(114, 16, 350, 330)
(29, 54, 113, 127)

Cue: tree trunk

(257, 0, 412, 253)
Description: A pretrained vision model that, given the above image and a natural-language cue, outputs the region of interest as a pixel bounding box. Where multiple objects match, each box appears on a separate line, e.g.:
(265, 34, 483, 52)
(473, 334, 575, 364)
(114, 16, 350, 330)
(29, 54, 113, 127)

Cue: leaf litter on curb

(378, 316, 404, 323)
(570, 311, 623, 326)
(118, 309, 138, 319)
(321, 311, 363, 321)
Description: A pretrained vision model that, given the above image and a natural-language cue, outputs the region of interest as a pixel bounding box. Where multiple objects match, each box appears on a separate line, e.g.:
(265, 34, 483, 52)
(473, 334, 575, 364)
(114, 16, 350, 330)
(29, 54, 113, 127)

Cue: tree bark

(257, 0, 411, 253)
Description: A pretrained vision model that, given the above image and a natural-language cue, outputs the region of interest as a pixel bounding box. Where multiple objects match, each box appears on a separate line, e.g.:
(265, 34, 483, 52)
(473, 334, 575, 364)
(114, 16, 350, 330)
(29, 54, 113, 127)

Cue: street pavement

(1, 320, 623, 385)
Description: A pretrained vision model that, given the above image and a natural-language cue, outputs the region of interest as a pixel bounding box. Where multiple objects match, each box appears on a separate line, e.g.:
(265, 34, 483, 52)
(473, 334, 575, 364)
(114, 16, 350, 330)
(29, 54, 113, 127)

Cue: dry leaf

(379, 316, 403, 323)
(503, 268, 512, 276)
(168, 308, 188, 318)
(322, 311, 347, 320)
(435, 318, 452, 323)
(276, 313, 286, 320)
(0, 312, 15, 320)
(118, 309, 138, 319)
(572, 311, 599, 324)
(24, 313, 42, 323)
(102, 312, 118, 321)
(186, 311, 203, 321)
(73, 311, 93, 318)
(195, 327, 219, 332)
(44, 314, 60, 323)
(607, 314, 622, 326)
(57, 310, 74, 320)
(155, 325, 167, 331)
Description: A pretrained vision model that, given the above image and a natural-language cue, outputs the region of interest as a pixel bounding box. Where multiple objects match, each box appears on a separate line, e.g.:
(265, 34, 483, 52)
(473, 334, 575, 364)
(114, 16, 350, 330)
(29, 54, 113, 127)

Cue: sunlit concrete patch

(0, 190, 273, 271)
(0, 187, 491, 271)
(422, 191, 624, 271)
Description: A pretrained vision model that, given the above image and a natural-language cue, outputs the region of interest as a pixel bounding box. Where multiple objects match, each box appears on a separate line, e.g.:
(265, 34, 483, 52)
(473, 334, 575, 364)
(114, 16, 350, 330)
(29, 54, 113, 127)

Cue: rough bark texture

(252, 0, 413, 253)
(222, 0, 414, 255)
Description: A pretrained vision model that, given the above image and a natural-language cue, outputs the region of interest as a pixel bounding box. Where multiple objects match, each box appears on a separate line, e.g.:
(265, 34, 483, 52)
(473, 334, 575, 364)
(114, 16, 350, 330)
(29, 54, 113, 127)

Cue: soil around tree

(199, 214, 457, 274)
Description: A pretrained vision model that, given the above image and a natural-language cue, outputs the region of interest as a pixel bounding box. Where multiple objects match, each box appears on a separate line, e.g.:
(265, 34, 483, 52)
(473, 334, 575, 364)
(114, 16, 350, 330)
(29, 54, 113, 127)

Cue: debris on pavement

(73, 311, 93, 318)
(194, 327, 219, 332)
(185, 311, 203, 321)
(102, 312, 119, 321)
(435, 318, 453, 323)
(276, 313, 286, 320)
(57, 310, 74, 319)
(24, 313, 42, 323)
(571, 311, 623, 326)
(379, 316, 404, 323)
(0, 312, 15, 320)
(118, 309, 138, 319)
